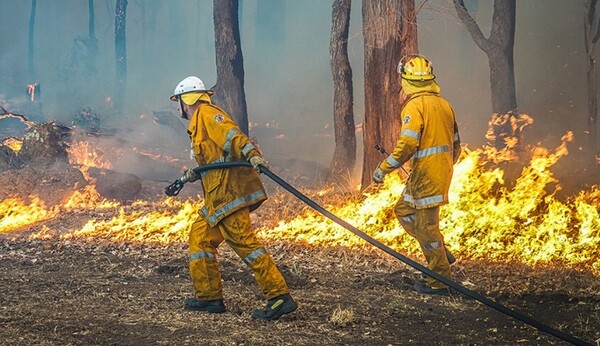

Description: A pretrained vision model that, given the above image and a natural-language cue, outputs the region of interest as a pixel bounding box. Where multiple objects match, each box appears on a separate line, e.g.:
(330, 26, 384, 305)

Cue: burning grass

(0, 196, 59, 232)
(1, 134, 599, 276)
(257, 133, 600, 274)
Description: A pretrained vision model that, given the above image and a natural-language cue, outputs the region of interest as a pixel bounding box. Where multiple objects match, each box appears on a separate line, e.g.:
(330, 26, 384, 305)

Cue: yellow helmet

(398, 56, 435, 81)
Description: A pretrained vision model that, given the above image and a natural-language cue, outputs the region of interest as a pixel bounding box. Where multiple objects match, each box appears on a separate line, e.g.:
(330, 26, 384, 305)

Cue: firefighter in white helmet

(373, 56, 462, 295)
(170, 76, 297, 319)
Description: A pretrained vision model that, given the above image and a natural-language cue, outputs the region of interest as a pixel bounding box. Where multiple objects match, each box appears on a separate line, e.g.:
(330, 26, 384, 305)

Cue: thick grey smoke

(0, 0, 591, 182)
(419, 0, 587, 149)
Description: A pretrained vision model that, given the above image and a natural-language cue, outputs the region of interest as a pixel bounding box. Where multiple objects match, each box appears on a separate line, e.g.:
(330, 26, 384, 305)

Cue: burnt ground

(0, 234, 599, 346)
(0, 164, 599, 346)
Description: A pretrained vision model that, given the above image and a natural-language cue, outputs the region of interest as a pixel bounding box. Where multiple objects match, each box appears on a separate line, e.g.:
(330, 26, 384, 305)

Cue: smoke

(0, 0, 593, 183)
(419, 0, 588, 149)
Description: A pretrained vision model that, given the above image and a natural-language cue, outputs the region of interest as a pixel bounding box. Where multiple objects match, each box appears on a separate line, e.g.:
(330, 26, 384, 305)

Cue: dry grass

(329, 306, 355, 326)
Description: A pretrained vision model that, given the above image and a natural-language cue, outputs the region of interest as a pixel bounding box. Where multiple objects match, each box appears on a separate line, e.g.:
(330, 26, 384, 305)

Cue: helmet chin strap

(179, 97, 189, 120)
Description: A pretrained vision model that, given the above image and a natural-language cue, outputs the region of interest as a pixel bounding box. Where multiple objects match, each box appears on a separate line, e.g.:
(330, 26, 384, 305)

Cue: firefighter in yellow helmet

(170, 76, 297, 319)
(373, 56, 461, 295)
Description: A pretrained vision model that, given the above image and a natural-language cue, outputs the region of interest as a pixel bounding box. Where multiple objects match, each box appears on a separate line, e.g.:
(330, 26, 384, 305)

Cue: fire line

(177, 161, 593, 346)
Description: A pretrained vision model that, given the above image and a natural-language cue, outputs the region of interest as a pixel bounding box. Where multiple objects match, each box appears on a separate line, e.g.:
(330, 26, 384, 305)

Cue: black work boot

(184, 298, 226, 313)
(251, 293, 298, 321)
(413, 282, 450, 296)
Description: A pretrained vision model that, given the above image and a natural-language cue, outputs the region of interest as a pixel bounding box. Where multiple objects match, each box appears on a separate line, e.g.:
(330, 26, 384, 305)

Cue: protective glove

(249, 155, 269, 173)
(372, 166, 387, 184)
(181, 168, 200, 183)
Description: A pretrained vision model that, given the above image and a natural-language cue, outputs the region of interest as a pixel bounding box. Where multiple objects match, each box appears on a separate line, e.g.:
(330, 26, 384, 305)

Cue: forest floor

(0, 153, 599, 346)
(1, 213, 599, 346)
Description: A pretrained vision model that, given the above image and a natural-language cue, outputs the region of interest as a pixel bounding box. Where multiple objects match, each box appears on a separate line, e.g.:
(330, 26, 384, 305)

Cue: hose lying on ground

(165, 161, 592, 346)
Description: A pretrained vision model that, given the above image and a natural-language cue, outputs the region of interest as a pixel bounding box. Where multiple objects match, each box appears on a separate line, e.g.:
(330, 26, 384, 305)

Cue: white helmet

(170, 76, 213, 101)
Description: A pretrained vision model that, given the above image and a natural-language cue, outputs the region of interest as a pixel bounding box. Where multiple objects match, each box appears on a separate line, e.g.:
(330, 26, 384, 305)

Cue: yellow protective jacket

(380, 92, 461, 209)
(188, 102, 267, 226)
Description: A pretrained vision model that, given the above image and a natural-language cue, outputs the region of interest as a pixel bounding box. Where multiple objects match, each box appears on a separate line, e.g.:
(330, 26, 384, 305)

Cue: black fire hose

(166, 161, 592, 346)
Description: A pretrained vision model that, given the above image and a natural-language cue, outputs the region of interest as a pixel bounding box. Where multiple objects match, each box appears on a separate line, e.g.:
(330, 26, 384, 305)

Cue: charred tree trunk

(328, 0, 356, 183)
(213, 0, 249, 134)
(114, 0, 128, 112)
(28, 0, 37, 81)
(584, 0, 600, 156)
(361, 0, 418, 189)
(454, 0, 517, 114)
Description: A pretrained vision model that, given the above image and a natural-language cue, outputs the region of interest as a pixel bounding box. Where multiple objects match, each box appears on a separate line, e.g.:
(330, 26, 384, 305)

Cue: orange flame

(258, 132, 599, 273)
(0, 197, 60, 233)
(1, 133, 598, 274)
(66, 140, 112, 178)
(2, 137, 23, 152)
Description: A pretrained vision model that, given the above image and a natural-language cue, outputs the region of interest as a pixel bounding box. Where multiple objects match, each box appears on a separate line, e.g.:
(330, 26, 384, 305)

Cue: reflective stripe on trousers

(420, 241, 443, 250)
(244, 247, 266, 265)
(403, 193, 445, 208)
(394, 198, 451, 289)
(188, 207, 289, 300)
(202, 189, 267, 225)
(189, 250, 216, 261)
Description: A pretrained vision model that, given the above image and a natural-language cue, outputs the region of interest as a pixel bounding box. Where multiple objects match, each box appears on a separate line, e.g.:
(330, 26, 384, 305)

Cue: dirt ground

(1, 162, 599, 346)
(1, 228, 599, 346)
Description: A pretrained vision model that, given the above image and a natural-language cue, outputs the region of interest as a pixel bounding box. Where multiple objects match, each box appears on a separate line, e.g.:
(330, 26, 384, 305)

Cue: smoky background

(0, 0, 590, 184)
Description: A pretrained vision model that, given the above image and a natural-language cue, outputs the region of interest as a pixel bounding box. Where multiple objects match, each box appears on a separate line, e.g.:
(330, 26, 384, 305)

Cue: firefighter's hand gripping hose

(165, 161, 593, 346)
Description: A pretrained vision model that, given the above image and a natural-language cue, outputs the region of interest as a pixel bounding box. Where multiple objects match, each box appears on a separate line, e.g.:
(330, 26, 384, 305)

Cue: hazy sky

(0, 0, 590, 181)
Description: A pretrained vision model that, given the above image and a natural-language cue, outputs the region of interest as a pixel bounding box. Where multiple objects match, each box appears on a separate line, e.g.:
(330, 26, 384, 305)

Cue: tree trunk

(584, 0, 600, 156)
(586, 55, 597, 154)
(28, 0, 37, 82)
(361, 0, 418, 189)
(114, 0, 128, 112)
(453, 0, 517, 114)
(328, 0, 356, 183)
(87, 0, 98, 74)
(213, 0, 249, 134)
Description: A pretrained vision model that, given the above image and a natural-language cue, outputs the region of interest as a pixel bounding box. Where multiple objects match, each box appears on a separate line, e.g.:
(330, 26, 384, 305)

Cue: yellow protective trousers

(188, 207, 289, 301)
(394, 197, 451, 289)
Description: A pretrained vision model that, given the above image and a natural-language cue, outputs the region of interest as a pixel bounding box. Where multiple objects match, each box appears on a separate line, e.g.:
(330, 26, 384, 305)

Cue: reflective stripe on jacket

(380, 92, 461, 209)
(188, 103, 267, 226)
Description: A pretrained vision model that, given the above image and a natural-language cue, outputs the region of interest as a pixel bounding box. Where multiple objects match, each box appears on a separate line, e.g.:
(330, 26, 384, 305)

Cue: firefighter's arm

(379, 107, 422, 173)
(380, 135, 419, 172)
(374, 128, 419, 184)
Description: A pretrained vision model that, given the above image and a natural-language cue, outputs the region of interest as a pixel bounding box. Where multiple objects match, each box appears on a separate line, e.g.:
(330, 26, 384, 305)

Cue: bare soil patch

(0, 234, 598, 346)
